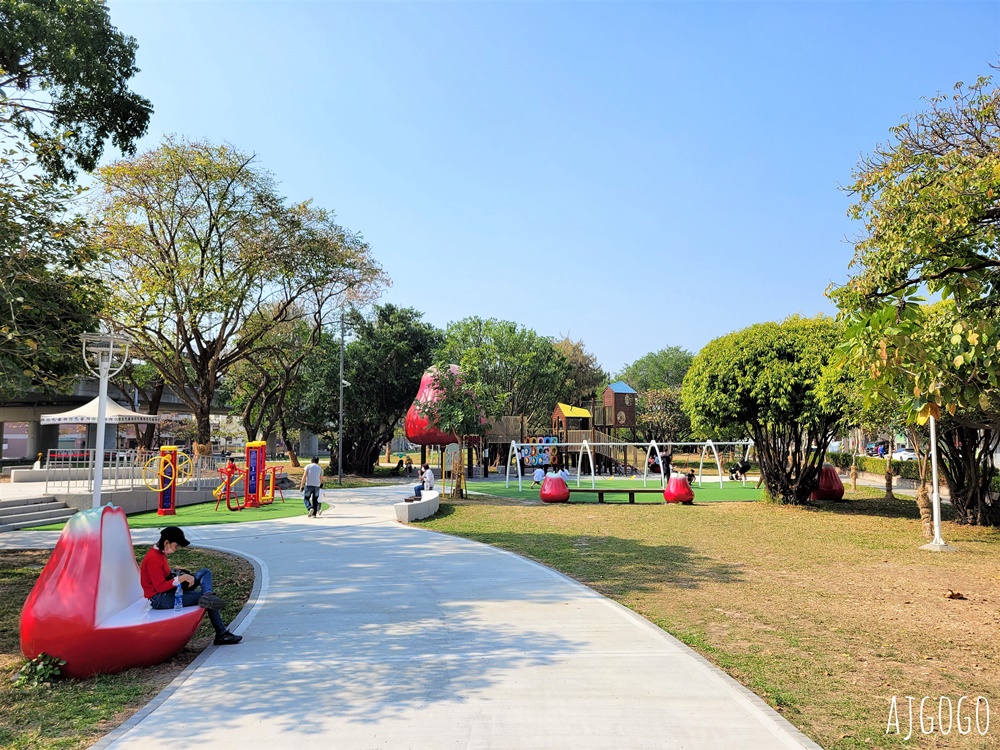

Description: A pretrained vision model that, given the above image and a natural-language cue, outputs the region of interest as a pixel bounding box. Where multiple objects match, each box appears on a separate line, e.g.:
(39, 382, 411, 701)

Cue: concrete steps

(0, 496, 76, 532)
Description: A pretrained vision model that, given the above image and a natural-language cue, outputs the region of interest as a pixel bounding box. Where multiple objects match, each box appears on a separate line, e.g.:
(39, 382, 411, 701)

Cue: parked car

(866, 441, 890, 457)
(892, 448, 918, 461)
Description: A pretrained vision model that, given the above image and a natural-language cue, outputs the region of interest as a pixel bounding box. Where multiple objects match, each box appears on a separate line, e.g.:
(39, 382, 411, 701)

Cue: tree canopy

(0, 144, 103, 400)
(0, 0, 152, 179)
(552, 336, 606, 408)
(295, 305, 440, 475)
(94, 138, 386, 448)
(616, 346, 693, 391)
(682, 315, 847, 504)
(437, 317, 570, 427)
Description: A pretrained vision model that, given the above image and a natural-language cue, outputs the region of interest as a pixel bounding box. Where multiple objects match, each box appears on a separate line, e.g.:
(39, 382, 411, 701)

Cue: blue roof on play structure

(605, 381, 637, 394)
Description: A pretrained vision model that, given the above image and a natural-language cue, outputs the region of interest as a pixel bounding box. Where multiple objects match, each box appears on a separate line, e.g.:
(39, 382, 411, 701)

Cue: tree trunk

(939, 424, 1000, 527)
(849, 463, 858, 491)
(884, 456, 895, 500)
(278, 413, 299, 468)
(916, 484, 933, 539)
(451, 440, 466, 499)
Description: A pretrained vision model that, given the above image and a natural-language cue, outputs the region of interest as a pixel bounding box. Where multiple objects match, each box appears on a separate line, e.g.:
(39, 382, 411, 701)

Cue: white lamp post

(921, 414, 956, 552)
(81, 333, 130, 509)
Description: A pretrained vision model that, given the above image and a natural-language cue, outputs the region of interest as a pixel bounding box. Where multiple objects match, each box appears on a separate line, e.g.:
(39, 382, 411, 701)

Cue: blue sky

(104, 0, 999, 374)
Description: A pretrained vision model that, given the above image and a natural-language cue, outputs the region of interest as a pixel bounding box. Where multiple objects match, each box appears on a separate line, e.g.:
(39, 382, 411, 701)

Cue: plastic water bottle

(174, 584, 183, 611)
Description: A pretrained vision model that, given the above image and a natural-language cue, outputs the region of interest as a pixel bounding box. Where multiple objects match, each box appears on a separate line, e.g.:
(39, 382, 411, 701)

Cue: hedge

(825, 451, 924, 481)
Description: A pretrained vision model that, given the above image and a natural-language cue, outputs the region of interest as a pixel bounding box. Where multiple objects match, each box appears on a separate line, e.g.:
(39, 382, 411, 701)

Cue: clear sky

(104, 0, 999, 374)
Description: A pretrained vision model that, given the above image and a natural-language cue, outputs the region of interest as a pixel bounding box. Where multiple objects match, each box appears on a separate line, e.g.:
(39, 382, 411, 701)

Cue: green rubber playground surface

(468, 477, 762, 503)
(30, 497, 330, 531)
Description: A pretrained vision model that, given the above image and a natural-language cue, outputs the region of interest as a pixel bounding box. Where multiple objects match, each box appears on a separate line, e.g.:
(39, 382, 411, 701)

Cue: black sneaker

(214, 631, 242, 646)
(198, 592, 226, 610)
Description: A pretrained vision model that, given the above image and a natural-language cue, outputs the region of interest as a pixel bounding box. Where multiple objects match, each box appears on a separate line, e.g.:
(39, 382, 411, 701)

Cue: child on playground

(530, 465, 545, 487)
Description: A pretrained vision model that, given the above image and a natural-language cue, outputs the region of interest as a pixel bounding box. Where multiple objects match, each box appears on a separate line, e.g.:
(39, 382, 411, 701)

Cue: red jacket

(140, 546, 176, 599)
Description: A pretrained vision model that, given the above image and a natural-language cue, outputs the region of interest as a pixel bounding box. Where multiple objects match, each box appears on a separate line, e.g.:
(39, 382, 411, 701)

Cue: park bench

(394, 489, 441, 523)
(567, 488, 666, 504)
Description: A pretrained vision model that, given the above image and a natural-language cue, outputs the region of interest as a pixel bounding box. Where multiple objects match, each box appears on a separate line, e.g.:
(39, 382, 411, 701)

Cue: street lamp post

(921, 414, 956, 552)
(81, 333, 130, 509)
(338, 317, 344, 485)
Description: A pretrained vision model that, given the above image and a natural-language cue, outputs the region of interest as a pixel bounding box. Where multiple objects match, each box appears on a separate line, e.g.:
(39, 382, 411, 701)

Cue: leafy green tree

(93, 138, 386, 450)
(552, 337, 607, 407)
(616, 346, 693, 391)
(0, 144, 103, 399)
(418, 363, 494, 498)
(0, 0, 153, 179)
(635, 387, 691, 445)
(438, 317, 570, 428)
(295, 305, 441, 475)
(682, 316, 847, 504)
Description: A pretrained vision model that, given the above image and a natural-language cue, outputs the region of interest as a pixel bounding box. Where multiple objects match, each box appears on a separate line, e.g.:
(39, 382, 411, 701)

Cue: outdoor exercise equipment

(20, 505, 204, 678)
(214, 460, 246, 511)
(142, 446, 193, 516)
(539, 473, 569, 503)
(810, 463, 845, 502)
(225, 441, 285, 510)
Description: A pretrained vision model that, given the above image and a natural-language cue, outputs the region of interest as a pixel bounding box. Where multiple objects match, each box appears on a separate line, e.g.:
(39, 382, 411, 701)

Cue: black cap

(159, 526, 189, 547)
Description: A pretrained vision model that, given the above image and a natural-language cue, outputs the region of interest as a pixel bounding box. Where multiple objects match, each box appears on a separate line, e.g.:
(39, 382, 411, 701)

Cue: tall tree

(635, 387, 691, 445)
(616, 346, 693, 391)
(296, 305, 441, 475)
(94, 138, 385, 451)
(438, 317, 570, 428)
(0, 0, 152, 179)
(0, 144, 103, 400)
(682, 316, 848, 504)
(552, 336, 607, 407)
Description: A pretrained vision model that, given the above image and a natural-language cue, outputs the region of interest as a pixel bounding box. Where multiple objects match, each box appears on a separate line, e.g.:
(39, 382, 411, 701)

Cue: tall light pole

(921, 414, 956, 552)
(81, 333, 130, 509)
(338, 316, 345, 485)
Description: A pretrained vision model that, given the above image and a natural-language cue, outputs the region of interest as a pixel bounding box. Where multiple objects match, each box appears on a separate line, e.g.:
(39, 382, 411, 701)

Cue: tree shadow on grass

(425, 529, 746, 595)
(813, 495, 954, 522)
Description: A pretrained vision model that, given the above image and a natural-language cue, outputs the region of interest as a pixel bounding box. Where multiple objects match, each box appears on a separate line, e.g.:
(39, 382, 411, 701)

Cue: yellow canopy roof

(556, 403, 591, 418)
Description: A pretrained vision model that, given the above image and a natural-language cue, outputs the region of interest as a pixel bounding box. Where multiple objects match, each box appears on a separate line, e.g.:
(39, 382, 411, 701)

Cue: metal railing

(44, 450, 224, 495)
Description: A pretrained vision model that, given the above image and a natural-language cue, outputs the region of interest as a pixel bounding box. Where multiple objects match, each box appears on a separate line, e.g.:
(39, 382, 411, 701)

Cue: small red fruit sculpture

(810, 463, 845, 502)
(540, 474, 570, 503)
(404, 366, 460, 446)
(663, 473, 694, 504)
(20, 505, 204, 678)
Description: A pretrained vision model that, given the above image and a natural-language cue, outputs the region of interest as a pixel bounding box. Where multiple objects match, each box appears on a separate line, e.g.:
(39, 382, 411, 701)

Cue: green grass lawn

(417, 488, 1000, 750)
(469, 477, 761, 502)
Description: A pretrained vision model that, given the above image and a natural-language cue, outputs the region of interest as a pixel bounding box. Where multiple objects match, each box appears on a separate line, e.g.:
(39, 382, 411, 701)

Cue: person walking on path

(300, 457, 325, 518)
(140, 526, 242, 646)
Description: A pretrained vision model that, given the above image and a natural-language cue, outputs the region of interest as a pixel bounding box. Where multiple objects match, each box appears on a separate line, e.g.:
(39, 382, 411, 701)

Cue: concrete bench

(394, 490, 440, 523)
(567, 488, 666, 504)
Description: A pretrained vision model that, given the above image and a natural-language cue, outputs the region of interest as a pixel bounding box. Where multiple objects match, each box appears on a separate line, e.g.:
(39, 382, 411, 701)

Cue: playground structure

(20, 505, 204, 677)
(503, 438, 754, 492)
(212, 440, 285, 511)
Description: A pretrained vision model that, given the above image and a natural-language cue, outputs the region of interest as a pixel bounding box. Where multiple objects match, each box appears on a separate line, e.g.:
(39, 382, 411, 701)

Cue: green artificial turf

(468, 477, 761, 503)
(29, 497, 330, 531)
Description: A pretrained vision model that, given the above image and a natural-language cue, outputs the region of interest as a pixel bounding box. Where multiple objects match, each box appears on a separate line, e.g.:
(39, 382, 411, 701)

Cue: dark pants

(304, 485, 320, 514)
(150, 567, 225, 634)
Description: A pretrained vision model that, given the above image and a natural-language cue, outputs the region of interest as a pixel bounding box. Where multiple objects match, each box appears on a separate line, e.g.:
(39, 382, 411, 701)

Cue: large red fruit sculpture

(404, 366, 460, 446)
(663, 474, 694, 504)
(540, 474, 570, 503)
(20, 505, 204, 678)
(810, 463, 845, 502)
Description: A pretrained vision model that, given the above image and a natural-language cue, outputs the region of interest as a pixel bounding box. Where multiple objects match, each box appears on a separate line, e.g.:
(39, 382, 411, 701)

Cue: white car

(891, 448, 918, 461)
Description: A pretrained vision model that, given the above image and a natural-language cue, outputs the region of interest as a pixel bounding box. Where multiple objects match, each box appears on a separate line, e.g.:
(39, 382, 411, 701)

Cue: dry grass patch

(419, 489, 1000, 749)
(1, 546, 253, 750)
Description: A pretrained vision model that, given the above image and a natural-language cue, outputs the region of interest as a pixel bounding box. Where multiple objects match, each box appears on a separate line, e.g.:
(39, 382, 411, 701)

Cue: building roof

(605, 381, 637, 394)
(554, 403, 591, 418)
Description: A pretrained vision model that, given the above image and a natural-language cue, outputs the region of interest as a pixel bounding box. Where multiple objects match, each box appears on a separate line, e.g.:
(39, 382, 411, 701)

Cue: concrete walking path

(2, 486, 820, 749)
